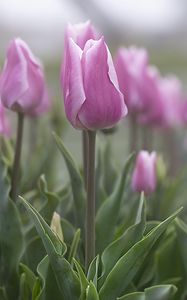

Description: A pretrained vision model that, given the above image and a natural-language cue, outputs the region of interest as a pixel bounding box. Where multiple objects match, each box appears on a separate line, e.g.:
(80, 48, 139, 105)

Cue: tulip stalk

(10, 112, 24, 202)
(85, 130, 96, 271)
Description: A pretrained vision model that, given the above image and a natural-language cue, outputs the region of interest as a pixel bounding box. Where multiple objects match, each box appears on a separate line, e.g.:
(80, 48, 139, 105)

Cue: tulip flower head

(65, 20, 100, 50)
(132, 150, 157, 195)
(0, 38, 49, 116)
(114, 47, 148, 115)
(61, 23, 127, 130)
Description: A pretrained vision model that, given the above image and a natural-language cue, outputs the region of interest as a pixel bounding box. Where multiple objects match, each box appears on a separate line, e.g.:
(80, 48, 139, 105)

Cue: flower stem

(82, 130, 88, 188)
(85, 130, 96, 271)
(10, 112, 24, 202)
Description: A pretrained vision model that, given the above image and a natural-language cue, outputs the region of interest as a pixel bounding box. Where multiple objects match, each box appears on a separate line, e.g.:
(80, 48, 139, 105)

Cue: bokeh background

(1, 0, 187, 188)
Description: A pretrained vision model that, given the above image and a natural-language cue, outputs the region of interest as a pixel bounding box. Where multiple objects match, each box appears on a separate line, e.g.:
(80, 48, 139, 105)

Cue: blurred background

(1, 0, 187, 187)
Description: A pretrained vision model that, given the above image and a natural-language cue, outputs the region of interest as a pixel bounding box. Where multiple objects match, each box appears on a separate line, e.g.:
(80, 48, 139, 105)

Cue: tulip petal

(78, 37, 127, 130)
(62, 38, 86, 128)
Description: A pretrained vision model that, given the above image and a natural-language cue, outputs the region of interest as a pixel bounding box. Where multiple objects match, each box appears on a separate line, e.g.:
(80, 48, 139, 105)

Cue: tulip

(62, 21, 101, 190)
(132, 151, 157, 194)
(0, 38, 49, 203)
(61, 25, 128, 270)
(114, 47, 148, 151)
(0, 101, 11, 137)
(65, 20, 100, 50)
(61, 36, 127, 130)
(158, 76, 184, 128)
(138, 71, 184, 129)
(137, 66, 163, 127)
(0, 38, 48, 115)
(114, 47, 148, 115)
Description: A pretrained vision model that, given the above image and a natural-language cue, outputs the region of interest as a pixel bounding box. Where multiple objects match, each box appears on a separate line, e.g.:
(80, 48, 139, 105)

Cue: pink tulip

(139, 71, 184, 128)
(114, 47, 149, 115)
(132, 151, 157, 194)
(65, 20, 100, 50)
(0, 38, 49, 116)
(0, 101, 11, 137)
(137, 66, 163, 127)
(158, 76, 184, 128)
(61, 32, 127, 130)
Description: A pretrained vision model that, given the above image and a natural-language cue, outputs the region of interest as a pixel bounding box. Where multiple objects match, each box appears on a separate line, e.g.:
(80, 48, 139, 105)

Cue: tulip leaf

(38, 175, 59, 223)
(87, 255, 100, 288)
(73, 259, 89, 300)
(0, 160, 24, 298)
(19, 263, 37, 292)
(86, 281, 99, 300)
(99, 194, 146, 286)
(99, 208, 182, 300)
(18, 273, 30, 300)
(117, 285, 177, 300)
(22, 235, 46, 272)
(35, 255, 62, 300)
(53, 132, 85, 229)
(96, 153, 135, 253)
(68, 229, 81, 264)
(20, 196, 80, 300)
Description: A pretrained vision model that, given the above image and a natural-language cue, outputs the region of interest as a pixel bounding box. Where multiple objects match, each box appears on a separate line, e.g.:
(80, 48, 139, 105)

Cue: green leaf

(22, 236, 46, 272)
(86, 281, 99, 300)
(118, 285, 177, 300)
(18, 273, 30, 300)
(99, 208, 182, 300)
(19, 263, 37, 292)
(35, 255, 62, 300)
(87, 255, 100, 288)
(20, 196, 80, 300)
(74, 259, 89, 300)
(0, 160, 24, 298)
(96, 153, 135, 253)
(68, 229, 81, 264)
(99, 194, 146, 286)
(38, 175, 59, 224)
(53, 132, 85, 229)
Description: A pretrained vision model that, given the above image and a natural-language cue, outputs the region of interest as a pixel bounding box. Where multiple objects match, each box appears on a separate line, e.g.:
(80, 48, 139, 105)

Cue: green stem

(85, 130, 96, 271)
(82, 130, 88, 188)
(10, 112, 24, 202)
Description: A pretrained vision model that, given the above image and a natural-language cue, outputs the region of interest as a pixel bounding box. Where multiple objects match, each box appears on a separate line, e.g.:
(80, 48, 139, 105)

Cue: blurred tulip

(65, 20, 100, 50)
(159, 76, 184, 128)
(0, 38, 49, 115)
(61, 35, 127, 130)
(139, 70, 184, 129)
(114, 47, 148, 115)
(132, 150, 157, 194)
(0, 101, 11, 137)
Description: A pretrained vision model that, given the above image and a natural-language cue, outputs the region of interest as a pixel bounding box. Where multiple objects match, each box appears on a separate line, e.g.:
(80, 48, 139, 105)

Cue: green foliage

(1, 135, 187, 300)
(0, 160, 24, 299)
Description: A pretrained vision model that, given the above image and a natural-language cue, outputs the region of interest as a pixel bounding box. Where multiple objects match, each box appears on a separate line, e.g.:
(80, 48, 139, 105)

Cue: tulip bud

(0, 101, 11, 137)
(131, 151, 157, 194)
(61, 30, 127, 130)
(0, 38, 49, 116)
(114, 47, 148, 115)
